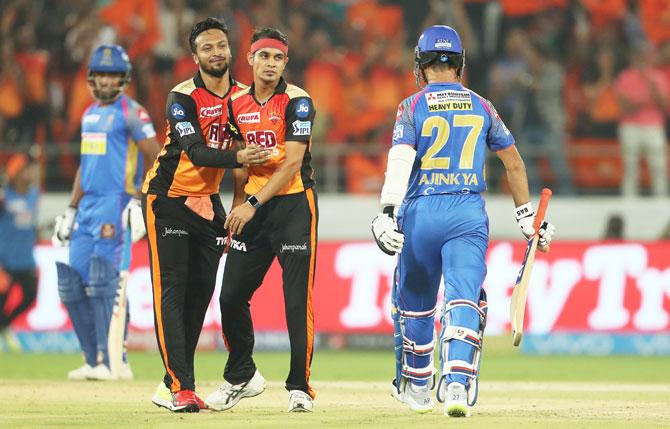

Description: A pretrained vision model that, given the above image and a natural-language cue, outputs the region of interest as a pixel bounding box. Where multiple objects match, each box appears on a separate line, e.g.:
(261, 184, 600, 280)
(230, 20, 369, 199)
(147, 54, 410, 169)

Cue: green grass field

(1, 336, 669, 428)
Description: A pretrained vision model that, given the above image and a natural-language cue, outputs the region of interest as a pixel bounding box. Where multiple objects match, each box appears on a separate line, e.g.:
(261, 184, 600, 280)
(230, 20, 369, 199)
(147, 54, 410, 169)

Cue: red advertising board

(8, 241, 670, 336)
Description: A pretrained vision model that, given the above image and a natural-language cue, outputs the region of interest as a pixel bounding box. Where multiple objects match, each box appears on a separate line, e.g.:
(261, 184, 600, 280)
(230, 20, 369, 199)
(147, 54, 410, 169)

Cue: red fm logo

(208, 123, 232, 150)
(246, 130, 277, 148)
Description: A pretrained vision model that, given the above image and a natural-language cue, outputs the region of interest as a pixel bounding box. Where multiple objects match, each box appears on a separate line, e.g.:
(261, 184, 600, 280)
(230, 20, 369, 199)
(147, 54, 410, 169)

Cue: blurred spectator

(487, 28, 529, 134)
(517, 42, 575, 195)
(615, 43, 669, 197)
(603, 213, 625, 239)
(577, 45, 621, 138)
(639, 0, 670, 47)
(2, 1, 669, 195)
(0, 153, 40, 351)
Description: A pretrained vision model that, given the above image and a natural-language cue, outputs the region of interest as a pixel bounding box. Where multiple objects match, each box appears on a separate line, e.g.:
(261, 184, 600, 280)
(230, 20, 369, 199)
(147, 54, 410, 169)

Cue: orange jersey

(228, 78, 316, 196)
(143, 72, 246, 197)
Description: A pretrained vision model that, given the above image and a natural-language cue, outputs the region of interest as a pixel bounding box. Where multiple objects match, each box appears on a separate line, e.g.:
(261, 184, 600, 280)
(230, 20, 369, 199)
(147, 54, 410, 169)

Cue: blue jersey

(80, 95, 156, 196)
(392, 82, 514, 198)
(0, 185, 38, 270)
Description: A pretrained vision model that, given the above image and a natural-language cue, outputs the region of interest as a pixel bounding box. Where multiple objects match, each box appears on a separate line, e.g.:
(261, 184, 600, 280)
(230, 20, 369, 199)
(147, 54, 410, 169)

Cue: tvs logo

(237, 112, 261, 124)
(200, 105, 223, 118)
(246, 130, 277, 148)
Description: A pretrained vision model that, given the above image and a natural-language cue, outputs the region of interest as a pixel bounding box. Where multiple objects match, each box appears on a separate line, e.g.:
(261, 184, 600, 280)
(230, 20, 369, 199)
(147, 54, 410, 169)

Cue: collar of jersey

(194, 71, 237, 99)
(249, 77, 288, 96)
(426, 82, 464, 89)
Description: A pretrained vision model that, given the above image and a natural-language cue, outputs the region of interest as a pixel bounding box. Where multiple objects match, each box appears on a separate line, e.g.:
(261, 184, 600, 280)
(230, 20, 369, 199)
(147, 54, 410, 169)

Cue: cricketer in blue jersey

(52, 44, 161, 381)
(371, 25, 556, 417)
(0, 154, 39, 351)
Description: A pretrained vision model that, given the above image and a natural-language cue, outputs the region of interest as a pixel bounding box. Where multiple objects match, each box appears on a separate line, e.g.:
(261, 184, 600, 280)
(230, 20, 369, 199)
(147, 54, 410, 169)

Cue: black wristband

(382, 205, 395, 216)
(247, 195, 262, 209)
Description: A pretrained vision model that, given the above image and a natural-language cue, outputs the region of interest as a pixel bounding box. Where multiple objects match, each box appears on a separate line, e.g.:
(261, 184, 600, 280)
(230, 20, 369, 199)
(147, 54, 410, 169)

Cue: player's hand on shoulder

(537, 221, 555, 252)
(237, 144, 271, 166)
(52, 207, 77, 246)
(371, 207, 404, 256)
(122, 198, 146, 243)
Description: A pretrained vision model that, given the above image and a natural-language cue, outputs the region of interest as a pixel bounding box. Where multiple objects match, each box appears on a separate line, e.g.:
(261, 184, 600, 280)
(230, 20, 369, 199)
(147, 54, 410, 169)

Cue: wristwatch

(246, 195, 262, 209)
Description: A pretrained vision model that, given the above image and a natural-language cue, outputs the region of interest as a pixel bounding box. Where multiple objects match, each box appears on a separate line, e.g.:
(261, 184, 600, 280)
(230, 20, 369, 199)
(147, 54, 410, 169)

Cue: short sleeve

(126, 100, 157, 141)
(481, 98, 515, 151)
(284, 97, 315, 142)
(227, 98, 243, 141)
(391, 97, 416, 147)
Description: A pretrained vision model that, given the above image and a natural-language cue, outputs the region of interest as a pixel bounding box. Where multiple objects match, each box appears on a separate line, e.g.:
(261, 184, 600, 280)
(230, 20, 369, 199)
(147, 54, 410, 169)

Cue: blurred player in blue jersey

(0, 154, 39, 352)
(52, 44, 161, 380)
(371, 26, 556, 417)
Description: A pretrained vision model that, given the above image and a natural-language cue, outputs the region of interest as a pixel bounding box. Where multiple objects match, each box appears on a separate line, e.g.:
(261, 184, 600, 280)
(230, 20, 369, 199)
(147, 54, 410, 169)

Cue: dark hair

(251, 27, 289, 46)
(189, 17, 228, 53)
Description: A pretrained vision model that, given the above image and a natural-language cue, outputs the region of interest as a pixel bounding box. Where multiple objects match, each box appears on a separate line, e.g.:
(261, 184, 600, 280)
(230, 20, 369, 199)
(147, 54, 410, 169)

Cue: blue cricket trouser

(396, 193, 488, 386)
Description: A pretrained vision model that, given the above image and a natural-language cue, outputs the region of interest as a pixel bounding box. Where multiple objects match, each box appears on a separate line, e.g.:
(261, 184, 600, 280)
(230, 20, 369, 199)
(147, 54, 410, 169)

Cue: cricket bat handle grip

(533, 188, 552, 232)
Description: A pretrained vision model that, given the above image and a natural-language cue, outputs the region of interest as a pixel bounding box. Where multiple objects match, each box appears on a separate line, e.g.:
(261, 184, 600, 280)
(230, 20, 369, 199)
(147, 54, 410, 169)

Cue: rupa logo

(238, 112, 261, 123)
(200, 105, 222, 118)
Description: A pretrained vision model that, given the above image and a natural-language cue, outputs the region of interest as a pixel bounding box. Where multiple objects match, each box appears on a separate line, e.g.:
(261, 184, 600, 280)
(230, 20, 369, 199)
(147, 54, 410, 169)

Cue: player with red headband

(205, 27, 318, 413)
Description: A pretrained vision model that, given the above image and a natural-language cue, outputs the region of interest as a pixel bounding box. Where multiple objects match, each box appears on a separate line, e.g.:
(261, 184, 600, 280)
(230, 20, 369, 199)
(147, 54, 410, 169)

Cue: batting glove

(515, 202, 536, 239)
(122, 198, 146, 243)
(371, 207, 404, 256)
(52, 207, 77, 246)
(538, 221, 556, 251)
(515, 202, 556, 250)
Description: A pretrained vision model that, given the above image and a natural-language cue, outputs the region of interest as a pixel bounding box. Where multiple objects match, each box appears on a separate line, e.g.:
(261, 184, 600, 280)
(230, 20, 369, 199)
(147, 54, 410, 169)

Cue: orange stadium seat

(568, 138, 621, 188)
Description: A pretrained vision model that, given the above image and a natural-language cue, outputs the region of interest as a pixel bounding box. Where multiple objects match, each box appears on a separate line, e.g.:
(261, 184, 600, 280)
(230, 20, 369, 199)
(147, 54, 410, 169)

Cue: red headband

(250, 38, 288, 55)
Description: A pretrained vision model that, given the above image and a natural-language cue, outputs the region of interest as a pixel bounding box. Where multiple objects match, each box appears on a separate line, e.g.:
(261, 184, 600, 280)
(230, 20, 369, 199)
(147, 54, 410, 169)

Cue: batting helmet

(414, 25, 465, 86)
(87, 44, 131, 101)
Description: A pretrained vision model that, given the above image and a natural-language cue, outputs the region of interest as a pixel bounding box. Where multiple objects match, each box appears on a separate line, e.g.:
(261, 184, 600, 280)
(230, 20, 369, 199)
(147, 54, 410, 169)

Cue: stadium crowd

(1, 0, 670, 195)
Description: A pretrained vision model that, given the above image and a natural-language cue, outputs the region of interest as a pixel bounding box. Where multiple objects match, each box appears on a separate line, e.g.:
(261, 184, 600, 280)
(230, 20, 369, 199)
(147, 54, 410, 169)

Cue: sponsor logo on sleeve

(141, 123, 157, 138)
(490, 105, 511, 135)
(200, 105, 223, 118)
(393, 124, 404, 141)
(296, 99, 310, 118)
(425, 90, 472, 112)
(138, 108, 151, 122)
(175, 121, 195, 137)
(292, 120, 311, 136)
(396, 104, 404, 120)
(170, 103, 185, 119)
(237, 112, 261, 123)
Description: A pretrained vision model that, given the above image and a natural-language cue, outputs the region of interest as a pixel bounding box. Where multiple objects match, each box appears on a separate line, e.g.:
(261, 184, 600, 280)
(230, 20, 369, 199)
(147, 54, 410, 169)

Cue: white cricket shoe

(152, 382, 173, 410)
(287, 390, 313, 412)
(120, 362, 134, 380)
(205, 370, 266, 411)
(67, 364, 95, 380)
(445, 382, 470, 417)
(87, 364, 114, 381)
(392, 381, 435, 414)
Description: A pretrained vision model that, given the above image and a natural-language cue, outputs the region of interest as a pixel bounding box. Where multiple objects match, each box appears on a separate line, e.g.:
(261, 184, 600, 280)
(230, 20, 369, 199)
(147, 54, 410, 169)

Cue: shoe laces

(220, 381, 247, 404)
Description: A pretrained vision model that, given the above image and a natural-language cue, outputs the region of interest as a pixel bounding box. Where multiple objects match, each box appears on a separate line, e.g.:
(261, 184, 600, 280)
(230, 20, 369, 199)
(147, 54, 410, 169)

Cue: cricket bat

(108, 226, 132, 378)
(510, 188, 552, 347)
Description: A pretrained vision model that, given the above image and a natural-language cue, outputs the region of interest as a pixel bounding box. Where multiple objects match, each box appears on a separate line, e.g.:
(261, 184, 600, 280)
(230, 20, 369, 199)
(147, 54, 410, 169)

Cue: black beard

(201, 61, 229, 78)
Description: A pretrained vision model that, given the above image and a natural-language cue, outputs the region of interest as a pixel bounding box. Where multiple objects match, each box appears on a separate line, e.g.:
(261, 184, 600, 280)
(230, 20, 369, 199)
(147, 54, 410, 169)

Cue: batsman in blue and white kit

(371, 26, 556, 417)
(52, 44, 160, 380)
